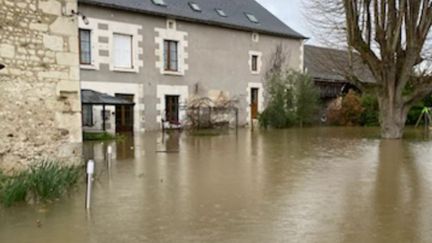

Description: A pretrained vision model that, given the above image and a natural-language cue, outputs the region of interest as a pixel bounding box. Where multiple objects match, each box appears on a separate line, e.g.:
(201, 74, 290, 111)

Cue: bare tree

(306, 0, 432, 139)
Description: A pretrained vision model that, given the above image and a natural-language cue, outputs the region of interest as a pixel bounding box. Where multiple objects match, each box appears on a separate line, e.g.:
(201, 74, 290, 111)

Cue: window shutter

(113, 34, 133, 68)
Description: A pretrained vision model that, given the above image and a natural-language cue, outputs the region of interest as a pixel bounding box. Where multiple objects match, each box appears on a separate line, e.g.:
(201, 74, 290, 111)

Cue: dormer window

(189, 2, 201, 12)
(215, 9, 227, 17)
(152, 0, 166, 6)
(245, 13, 259, 23)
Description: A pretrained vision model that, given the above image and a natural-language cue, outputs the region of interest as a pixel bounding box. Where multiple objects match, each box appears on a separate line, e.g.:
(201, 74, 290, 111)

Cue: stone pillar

(0, 0, 82, 172)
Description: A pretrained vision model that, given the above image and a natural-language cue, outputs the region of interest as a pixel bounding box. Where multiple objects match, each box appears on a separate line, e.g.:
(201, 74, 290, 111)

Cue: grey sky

(256, 0, 315, 43)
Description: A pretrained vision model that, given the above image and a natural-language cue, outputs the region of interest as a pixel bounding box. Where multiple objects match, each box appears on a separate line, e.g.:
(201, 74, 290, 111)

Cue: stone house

(0, 0, 82, 171)
(77, 0, 306, 133)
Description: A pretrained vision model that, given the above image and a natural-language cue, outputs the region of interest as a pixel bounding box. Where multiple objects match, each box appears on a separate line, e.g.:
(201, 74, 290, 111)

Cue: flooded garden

(1, 127, 432, 242)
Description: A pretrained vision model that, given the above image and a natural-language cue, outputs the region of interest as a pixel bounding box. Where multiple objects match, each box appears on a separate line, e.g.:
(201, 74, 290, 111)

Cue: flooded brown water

(1, 127, 432, 243)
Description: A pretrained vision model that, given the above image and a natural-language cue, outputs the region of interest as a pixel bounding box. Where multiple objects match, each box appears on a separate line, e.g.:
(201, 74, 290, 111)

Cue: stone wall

(0, 0, 82, 172)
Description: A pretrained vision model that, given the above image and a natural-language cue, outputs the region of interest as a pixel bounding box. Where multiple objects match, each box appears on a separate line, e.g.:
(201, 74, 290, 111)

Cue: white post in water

(86, 160, 95, 210)
(107, 146, 113, 168)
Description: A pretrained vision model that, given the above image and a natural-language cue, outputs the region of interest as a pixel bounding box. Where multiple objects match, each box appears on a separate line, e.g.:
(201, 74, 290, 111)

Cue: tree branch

(404, 76, 432, 107)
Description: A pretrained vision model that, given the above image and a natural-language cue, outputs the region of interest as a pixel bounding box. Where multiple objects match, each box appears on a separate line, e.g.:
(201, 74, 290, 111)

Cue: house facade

(78, 0, 305, 132)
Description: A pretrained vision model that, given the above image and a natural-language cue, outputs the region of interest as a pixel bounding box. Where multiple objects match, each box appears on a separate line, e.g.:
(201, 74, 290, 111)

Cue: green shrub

(259, 70, 319, 128)
(358, 94, 432, 126)
(0, 161, 81, 207)
(83, 132, 116, 141)
(407, 105, 424, 125)
(295, 72, 320, 126)
(327, 90, 364, 126)
(360, 94, 379, 126)
(28, 161, 80, 200)
(341, 91, 364, 125)
(1, 174, 28, 207)
(406, 94, 432, 125)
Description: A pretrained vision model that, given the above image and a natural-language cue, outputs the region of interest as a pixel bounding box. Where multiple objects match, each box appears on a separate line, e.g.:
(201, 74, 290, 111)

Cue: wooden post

(250, 104, 254, 131)
(102, 105, 106, 131)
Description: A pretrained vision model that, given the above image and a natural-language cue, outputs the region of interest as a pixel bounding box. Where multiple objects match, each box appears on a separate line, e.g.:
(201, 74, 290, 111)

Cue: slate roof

(304, 45, 375, 84)
(78, 0, 306, 39)
(81, 89, 135, 105)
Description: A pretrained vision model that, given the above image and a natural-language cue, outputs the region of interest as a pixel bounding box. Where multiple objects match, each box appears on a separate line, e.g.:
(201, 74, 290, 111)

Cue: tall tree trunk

(378, 96, 409, 139)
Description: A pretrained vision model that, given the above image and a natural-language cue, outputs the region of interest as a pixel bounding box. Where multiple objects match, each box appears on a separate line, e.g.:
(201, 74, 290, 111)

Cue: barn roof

(304, 45, 375, 84)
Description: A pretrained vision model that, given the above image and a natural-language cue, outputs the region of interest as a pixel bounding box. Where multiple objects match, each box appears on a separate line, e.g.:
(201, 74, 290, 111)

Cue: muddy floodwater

(2, 128, 432, 242)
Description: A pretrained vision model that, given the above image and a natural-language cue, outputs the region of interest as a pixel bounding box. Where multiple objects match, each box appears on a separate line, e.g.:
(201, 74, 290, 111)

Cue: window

(113, 34, 133, 69)
(164, 40, 178, 71)
(188, 2, 201, 12)
(152, 0, 166, 6)
(79, 29, 91, 65)
(251, 55, 258, 72)
(82, 105, 93, 126)
(215, 9, 227, 17)
(245, 13, 259, 23)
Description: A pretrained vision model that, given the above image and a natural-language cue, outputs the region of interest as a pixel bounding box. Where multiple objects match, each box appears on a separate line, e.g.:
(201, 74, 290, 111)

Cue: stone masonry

(0, 0, 82, 172)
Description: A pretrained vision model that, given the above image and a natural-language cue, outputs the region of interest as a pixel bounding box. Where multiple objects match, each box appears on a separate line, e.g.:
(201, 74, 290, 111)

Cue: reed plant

(0, 160, 81, 207)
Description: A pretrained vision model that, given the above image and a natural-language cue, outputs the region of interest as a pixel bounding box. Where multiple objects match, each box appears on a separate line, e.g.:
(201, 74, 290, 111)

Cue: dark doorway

(251, 88, 259, 119)
(165, 95, 180, 124)
(115, 94, 134, 132)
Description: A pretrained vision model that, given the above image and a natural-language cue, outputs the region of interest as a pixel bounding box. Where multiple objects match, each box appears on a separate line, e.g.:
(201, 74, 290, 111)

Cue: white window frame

(155, 27, 189, 76)
(79, 29, 92, 65)
(78, 26, 98, 70)
(112, 33, 134, 71)
(249, 51, 262, 74)
(109, 27, 141, 73)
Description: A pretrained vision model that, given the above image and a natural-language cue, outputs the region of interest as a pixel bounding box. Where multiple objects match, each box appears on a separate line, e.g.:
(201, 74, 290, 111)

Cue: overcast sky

(256, 0, 316, 43)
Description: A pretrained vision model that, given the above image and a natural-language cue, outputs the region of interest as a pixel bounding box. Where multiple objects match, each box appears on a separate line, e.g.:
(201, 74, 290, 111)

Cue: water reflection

(2, 128, 432, 242)
(371, 140, 421, 242)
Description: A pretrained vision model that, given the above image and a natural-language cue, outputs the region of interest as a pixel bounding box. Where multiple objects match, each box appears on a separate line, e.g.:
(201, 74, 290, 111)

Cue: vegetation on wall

(259, 72, 295, 128)
(259, 70, 320, 128)
(0, 161, 81, 207)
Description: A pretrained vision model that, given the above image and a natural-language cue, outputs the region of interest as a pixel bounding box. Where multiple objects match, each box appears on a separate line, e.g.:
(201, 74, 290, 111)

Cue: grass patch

(83, 132, 118, 141)
(0, 161, 81, 207)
